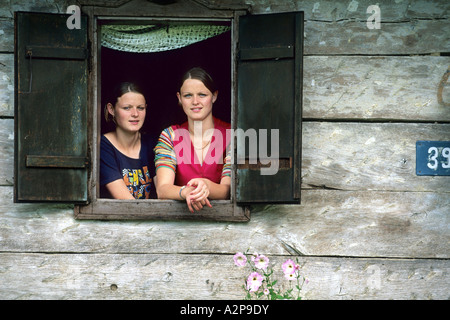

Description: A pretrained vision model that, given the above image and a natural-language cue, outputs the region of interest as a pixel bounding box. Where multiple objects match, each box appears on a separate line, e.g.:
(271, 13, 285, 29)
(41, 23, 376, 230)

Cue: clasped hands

(181, 178, 212, 213)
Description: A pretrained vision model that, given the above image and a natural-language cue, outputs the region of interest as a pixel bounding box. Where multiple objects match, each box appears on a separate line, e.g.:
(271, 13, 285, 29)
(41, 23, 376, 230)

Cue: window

(14, 1, 303, 221)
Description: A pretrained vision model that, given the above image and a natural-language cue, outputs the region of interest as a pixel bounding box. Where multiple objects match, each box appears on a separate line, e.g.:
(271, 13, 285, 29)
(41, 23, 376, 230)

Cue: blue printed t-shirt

(100, 134, 155, 199)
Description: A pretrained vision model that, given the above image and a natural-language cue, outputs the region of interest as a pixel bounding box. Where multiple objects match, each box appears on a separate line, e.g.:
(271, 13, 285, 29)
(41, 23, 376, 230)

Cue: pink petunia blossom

(247, 272, 263, 292)
(282, 259, 296, 275)
(233, 252, 247, 267)
(254, 254, 270, 270)
(284, 272, 296, 281)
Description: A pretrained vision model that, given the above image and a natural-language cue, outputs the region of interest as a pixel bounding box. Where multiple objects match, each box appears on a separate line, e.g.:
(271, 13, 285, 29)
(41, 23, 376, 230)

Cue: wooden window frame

(14, 1, 302, 222)
(74, 4, 250, 221)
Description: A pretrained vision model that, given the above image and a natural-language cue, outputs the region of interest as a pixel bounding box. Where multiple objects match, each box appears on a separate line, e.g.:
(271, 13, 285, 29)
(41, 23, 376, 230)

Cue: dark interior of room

(100, 29, 232, 141)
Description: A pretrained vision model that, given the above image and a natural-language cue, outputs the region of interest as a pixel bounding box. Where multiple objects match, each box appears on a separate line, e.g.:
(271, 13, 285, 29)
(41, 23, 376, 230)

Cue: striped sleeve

(221, 143, 231, 179)
(154, 127, 177, 173)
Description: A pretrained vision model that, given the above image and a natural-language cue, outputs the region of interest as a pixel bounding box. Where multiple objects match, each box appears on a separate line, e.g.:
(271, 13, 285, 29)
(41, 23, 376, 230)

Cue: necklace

(193, 139, 211, 150)
(189, 121, 214, 150)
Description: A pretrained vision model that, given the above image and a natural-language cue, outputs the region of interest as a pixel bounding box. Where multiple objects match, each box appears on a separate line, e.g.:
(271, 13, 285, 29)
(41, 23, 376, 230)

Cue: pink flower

(284, 272, 296, 281)
(247, 272, 263, 292)
(254, 254, 269, 270)
(233, 252, 247, 267)
(282, 259, 296, 275)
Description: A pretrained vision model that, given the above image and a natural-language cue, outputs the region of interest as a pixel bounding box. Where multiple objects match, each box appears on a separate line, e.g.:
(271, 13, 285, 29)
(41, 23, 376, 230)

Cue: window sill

(74, 199, 250, 221)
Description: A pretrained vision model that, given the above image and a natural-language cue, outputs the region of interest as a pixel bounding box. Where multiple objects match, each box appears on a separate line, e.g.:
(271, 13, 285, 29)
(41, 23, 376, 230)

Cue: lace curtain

(101, 24, 230, 53)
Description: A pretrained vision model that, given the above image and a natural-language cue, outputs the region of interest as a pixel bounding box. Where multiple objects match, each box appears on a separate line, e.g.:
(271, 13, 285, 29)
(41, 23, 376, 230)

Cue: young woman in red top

(154, 67, 231, 213)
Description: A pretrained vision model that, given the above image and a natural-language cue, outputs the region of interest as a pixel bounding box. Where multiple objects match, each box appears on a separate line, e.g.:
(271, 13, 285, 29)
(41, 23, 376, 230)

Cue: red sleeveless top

(156, 117, 231, 186)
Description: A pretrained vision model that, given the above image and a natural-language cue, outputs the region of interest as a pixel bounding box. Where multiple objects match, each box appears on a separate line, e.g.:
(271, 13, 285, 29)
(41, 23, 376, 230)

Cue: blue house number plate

(416, 141, 450, 176)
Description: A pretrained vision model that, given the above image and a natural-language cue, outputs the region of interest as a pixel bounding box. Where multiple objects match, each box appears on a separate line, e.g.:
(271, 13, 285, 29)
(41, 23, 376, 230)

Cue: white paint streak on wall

(364, 137, 376, 145)
(347, 0, 359, 12)
(312, 2, 320, 14)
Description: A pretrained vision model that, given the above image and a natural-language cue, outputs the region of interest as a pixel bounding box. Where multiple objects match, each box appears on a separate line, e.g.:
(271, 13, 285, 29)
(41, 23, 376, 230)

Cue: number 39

(427, 147, 450, 170)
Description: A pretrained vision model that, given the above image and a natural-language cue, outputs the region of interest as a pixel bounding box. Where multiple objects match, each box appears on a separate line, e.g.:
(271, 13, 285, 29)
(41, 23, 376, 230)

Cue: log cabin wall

(0, 0, 449, 299)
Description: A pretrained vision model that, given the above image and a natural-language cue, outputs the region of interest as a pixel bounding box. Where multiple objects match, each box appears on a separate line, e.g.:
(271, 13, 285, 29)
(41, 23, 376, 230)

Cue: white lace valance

(101, 24, 230, 53)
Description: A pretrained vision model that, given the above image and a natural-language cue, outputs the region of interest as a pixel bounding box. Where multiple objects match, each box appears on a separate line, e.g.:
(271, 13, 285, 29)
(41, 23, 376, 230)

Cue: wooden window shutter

(14, 12, 89, 203)
(236, 12, 303, 204)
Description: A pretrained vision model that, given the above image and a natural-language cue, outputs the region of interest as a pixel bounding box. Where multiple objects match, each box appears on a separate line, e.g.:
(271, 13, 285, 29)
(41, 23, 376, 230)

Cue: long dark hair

(104, 82, 145, 123)
(179, 67, 217, 94)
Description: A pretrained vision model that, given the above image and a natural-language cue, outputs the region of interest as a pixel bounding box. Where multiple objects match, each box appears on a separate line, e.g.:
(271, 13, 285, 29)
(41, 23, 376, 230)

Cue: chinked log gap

(236, 157, 292, 170)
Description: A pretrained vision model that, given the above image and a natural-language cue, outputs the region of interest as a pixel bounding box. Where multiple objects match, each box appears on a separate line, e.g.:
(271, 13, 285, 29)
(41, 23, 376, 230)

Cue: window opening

(98, 19, 232, 199)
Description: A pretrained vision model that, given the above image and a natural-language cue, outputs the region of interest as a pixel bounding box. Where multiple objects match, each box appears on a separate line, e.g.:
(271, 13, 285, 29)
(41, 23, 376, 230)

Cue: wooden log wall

(0, 0, 449, 300)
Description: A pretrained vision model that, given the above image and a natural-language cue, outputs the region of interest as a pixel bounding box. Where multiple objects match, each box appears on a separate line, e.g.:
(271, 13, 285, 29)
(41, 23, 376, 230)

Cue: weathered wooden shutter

(236, 12, 303, 204)
(14, 12, 89, 203)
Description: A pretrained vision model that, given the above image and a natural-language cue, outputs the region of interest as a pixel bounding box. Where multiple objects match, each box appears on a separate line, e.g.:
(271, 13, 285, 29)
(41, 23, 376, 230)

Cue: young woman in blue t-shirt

(100, 82, 155, 199)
